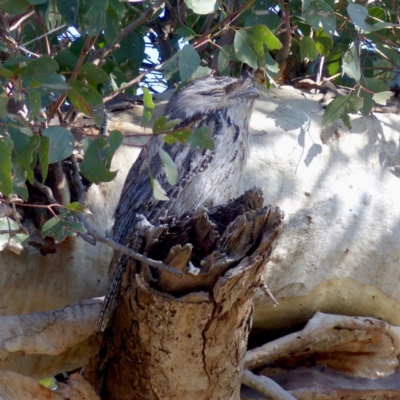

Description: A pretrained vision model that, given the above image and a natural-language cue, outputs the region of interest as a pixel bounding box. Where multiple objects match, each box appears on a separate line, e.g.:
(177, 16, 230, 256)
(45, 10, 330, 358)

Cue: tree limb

(241, 369, 297, 400)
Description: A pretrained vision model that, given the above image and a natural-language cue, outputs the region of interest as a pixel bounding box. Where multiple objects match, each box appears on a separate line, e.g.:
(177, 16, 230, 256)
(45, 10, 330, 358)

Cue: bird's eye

(202, 89, 223, 96)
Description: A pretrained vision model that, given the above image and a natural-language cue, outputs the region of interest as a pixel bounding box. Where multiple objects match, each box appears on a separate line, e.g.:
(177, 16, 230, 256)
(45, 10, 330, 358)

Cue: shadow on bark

(86, 187, 284, 400)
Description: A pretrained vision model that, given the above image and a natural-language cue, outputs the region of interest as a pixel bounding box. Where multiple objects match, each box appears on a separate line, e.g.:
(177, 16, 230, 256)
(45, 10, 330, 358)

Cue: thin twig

(241, 370, 297, 400)
(260, 281, 279, 306)
(78, 213, 184, 277)
(21, 24, 67, 46)
(91, 0, 166, 62)
(9, 10, 35, 32)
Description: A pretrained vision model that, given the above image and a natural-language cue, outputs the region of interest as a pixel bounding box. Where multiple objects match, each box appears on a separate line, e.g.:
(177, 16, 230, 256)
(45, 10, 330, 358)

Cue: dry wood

(86, 188, 284, 400)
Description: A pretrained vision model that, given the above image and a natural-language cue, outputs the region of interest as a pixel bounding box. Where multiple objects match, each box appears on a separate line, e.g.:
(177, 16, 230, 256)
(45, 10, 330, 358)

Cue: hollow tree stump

(87, 188, 284, 400)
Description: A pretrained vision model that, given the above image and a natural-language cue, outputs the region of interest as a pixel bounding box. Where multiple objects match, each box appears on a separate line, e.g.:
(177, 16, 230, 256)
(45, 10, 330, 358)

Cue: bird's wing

(112, 121, 215, 246)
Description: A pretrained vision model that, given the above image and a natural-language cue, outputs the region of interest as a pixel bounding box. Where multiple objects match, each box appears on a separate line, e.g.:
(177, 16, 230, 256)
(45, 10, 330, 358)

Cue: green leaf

(153, 117, 181, 134)
(176, 27, 196, 42)
(23, 56, 58, 77)
(8, 124, 33, 155)
(299, 36, 317, 60)
(234, 29, 258, 69)
(39, 136, 49, 183)
(65, 202, 86, 212)
(162, 53, 179, 80)
(105, 5, 119, 44)
(114, 31, 144, 66)
(0, 92, 8, 115)
(159, 147, 178, 185)
(86, 0, 107, 36)
(151, 177, 169, 201)
(0, 217, 29, 251)
(372, 91, 393, 105)
(69, 80, 104, 125)
(164, 129, 192, 145)
(0, 68, 14, 79)
(15, 134, 40, 184)
(79, 63, 109, 84)
(218, 45, 236, 74)
(304, 1, 335, 36)
(42, 214, 87, 242)
(343, 42, 361, 81)
(347, 3, 396, 33)
(36, 74, 70, 91)
(28, 0, 47, 4)
(322, 95, 363, 129)
(179, 44, 201, 81)
(11, 160, 28, 200)
(104, 130, 123, 169)
(187, 126, 214, 150)
(0, 0, 30, 14)
(28, 89, 41, 118)
(358, 90, 373, 116)
(314, 28, 333, 56)
(56, 0, 78, 25)
(142, 87, 155, 125)
(248, 25, 282, 52)
(0, 137, 13, 196)
(184, 0, 220, 14)
(360, 77, 390, 114)
(80, 138, 118, 184)
(192, 66, 212, 79)
(42, 126, 75, 164)
(109, 0, 124, 17)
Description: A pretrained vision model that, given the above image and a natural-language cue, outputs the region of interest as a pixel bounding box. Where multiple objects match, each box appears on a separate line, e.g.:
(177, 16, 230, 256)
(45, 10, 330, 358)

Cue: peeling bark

(86, 188, 284, 399)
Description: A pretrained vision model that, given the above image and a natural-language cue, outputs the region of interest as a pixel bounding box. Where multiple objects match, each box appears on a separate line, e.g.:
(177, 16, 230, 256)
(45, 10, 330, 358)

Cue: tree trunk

(86, 188, 284, 399)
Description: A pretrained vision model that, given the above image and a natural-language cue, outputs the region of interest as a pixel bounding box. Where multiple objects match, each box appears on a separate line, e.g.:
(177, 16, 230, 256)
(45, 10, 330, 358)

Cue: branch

(92, 0, 166, 62)
(78, 213, 184, 277)
(241, 370, 297, 400)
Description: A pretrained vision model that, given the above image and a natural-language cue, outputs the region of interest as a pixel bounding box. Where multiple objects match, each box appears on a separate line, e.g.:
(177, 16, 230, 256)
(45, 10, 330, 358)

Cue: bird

(97, 74, 260, 331)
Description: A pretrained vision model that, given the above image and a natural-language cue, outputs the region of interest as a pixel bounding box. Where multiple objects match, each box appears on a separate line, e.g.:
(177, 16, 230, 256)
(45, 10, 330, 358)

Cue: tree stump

(87, 188, 284, 400)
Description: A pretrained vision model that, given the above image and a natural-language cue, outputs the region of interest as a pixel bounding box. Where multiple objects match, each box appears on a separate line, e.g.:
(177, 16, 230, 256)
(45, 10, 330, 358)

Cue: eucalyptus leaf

(79, 63, 109, 84)
(15, 134, 40, 184)
(0, 137, 13, 196)
(179, 44, 201, 81)
(343, 42, 361, 81)
(142, 87, 155, 125)
(234, 29, 258, 69)
(42, 126, 75, 164)
(159, 147, 178, 185)
(322, 95, 363, 129)
(299, 36, 317, 60)
(39, 136, 49, 183)
(69, 80, 104, 125)
(372, 91, 393, 105)
(184, 0, 220, 14)
(80, 138, 118, 184)
(151, 177, 169, 201)
(187, 126, 214, 150)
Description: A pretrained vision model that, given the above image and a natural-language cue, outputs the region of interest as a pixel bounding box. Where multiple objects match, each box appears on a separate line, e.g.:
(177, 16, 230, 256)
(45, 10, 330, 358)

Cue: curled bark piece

(0, 299, 102, 379)
(244, 312, 400, 379)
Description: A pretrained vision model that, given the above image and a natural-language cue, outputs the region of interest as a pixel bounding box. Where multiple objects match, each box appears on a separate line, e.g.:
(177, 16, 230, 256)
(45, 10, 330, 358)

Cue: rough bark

(86, 188, 284, 399)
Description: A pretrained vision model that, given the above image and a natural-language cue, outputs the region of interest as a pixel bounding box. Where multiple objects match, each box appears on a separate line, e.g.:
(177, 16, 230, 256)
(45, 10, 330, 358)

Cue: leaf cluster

(0, 0, 398, 247)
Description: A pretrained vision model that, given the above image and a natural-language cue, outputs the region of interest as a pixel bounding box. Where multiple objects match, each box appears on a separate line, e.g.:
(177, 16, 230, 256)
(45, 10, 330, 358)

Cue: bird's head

(164, 75, 260, 124)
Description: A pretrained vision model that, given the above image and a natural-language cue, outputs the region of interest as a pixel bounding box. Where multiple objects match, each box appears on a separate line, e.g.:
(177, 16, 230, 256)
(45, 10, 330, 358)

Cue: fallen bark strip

(244, 312, 400, 379)
(0, 299, 102, 379)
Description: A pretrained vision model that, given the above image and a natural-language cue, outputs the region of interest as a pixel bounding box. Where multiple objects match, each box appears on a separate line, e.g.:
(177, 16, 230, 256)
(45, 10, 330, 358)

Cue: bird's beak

(231, 86, 260, 99)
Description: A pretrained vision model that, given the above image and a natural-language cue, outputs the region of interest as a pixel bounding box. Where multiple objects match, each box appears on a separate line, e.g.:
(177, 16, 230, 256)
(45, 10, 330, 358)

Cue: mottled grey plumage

(97, 75, 259, 331)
